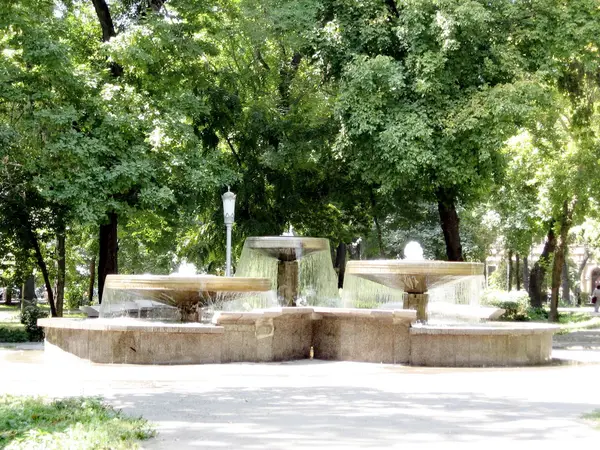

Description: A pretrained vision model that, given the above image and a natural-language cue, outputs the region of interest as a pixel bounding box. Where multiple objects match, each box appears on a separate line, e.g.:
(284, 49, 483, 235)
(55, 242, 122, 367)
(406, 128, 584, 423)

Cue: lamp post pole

(225, 223, 232, 277)
(222, 187, 236, 277)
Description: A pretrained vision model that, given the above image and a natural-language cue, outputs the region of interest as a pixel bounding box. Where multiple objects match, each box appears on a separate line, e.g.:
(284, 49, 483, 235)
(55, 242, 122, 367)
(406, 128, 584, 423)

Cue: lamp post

(222, 187, 236, 276)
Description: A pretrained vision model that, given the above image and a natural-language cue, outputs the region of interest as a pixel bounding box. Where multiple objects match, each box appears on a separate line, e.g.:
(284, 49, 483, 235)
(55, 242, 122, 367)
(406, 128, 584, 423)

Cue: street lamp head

(222, 186, 236, 225)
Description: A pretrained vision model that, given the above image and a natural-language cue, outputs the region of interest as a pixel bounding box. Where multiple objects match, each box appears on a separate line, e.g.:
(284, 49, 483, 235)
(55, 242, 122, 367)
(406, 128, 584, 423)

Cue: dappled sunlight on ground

(1, 343, 600, 449)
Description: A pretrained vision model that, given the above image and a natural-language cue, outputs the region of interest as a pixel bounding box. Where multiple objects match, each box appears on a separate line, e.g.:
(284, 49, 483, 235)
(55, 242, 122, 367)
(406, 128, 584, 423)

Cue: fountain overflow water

(235, 236, 339, 307)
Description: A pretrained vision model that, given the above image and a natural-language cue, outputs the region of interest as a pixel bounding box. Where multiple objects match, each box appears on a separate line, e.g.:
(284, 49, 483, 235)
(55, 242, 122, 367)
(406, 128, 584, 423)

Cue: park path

(1, 344, 599, 449)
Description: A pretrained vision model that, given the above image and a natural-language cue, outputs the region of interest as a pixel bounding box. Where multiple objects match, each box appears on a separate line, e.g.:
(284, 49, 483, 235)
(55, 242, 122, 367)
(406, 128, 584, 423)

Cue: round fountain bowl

(103, 274, 271, 309)
(346, 260, 484, 293)
(245, 236, 329, 261)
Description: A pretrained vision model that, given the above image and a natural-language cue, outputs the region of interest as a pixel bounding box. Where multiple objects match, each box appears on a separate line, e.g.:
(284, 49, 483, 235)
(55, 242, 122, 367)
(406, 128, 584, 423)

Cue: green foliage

(557, 316, 600, 335)
(557, 312, 592, 325)
(329, 0, 545, 205)
(481, 289, 599, 323)
(3, 0, 600, 295)
(353, 299, 379, 309)
(64, 286, 86, 311)
(582, 409, 600, 428)
(488, 262, 507, 291)
(0, 395, 155, 449)
(19, 305, 48, 342)
(0, 322, 28, 343)
(482, 289, 531, 321)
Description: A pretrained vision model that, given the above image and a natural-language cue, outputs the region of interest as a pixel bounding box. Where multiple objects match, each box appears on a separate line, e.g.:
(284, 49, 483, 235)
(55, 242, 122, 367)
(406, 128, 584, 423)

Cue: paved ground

(2, 304, 600, 448)
(1, 344, 599, 449)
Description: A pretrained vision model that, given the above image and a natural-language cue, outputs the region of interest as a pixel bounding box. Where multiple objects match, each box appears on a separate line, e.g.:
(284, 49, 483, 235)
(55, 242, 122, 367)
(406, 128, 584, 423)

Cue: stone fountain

(100, 274, 273, 321)
(38, 240, 559, 367)
(236, 236, 339, 306)
(340, 242, 559, 366)
(345, 259, 483, 322)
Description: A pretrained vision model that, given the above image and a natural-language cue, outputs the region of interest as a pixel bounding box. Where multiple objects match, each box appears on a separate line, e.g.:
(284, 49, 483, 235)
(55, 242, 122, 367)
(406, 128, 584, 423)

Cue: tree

(317, 0, 545, 260)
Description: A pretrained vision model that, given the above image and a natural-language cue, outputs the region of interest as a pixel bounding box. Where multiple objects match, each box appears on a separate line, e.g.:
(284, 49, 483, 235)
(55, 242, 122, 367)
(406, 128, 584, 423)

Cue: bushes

(481, 290, 531, 321)
(65, 286, 86, 310)
(19, 305, 48, 341)
(0, 323, 28, 343)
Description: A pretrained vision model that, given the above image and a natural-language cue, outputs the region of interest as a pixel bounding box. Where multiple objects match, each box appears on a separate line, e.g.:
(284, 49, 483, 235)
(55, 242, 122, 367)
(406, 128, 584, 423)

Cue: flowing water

(341, 272, 487, 323)
(100, 284, 277, 323)
(341, 274, 404, 308)
(235, 240, 340, 307)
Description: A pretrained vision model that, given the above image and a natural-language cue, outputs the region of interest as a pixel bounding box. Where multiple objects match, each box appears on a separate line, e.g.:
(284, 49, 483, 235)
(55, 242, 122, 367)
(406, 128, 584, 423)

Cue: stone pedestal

(403, 293, 428, 322)
(277, 260, 299, 306)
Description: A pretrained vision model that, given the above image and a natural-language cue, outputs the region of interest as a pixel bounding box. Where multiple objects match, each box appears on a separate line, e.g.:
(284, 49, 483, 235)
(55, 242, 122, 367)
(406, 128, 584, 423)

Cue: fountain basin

(38, 311, 558, 367)
(101, 274, 273, 320)
(410, 322, 559, 367)
(244, 236, 329, 261)
(38, 308, 416, 365)
(39, 318, 224, 364)
(311, 308, 416, 364)
(346, 260, 484, 293)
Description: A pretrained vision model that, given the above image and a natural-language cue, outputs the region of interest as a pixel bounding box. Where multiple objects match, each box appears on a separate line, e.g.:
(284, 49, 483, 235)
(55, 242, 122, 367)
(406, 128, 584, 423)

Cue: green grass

(556, 316, 600, 335)
(582, 409, 600, 429)
(0, 396, 155, 449)
(1, 303, 85, 318)
(557, 312, 593, 324)
(36, 304, 87, 318)
(0, 304, 19, 312)
(0, 321, 28, 343)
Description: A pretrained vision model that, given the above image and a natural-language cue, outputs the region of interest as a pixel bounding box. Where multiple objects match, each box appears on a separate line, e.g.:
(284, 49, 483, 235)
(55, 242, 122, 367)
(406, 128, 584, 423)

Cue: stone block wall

(40, 310, 557, 367)
(409, 324, 557, 367)
(311, 309, 414, 364)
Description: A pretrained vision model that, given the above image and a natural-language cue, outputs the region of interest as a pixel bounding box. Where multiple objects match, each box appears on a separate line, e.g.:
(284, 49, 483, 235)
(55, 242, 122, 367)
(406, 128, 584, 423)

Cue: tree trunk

(369, 191, 385, 257)
(335, 243, 347, 289)
(5, 286, 12, 306)
(507, 250, 513, 291)
(528, 223, 556, 308)
(515, 254, 521, 291)
(90, 0, 123, 75)
(549, 201, 575, 322)
(374, 216, 385, 257)
(55, 228, 66, 316)
(574, 248, 589, 306)
(561, 257, 570, 305)
(98, 212, 118, 303)
(91, 0, 120, 305)
(436, 190, 463, 261)
(88, 256, 96, 304)
(30, 233, 57, 316)
(549, 236, 567, 322)
(23, 274, 35, 301)
(90, 0, 117, 41)
(278, 52, 302, 113)
(523, 256, 529, 292)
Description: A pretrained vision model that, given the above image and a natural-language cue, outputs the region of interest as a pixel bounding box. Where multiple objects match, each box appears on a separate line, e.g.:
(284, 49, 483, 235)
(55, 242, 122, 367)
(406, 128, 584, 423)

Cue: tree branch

(254, 49, 271, 71)
(225, 137, 243, 167)
(90, 0, 117, 42)
(384, 0, 400, 18)
(90, 0, 123, 77)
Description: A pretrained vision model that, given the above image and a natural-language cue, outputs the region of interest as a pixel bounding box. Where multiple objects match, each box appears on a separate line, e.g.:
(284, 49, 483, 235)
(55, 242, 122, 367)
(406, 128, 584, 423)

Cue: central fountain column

(240, 236, 334, 307)
(277, 260, 299, 306)
(403, 293, 428, 322)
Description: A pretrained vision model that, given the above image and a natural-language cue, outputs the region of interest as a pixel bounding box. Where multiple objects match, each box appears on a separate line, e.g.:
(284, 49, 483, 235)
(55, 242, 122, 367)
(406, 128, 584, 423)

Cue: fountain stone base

(39, 319, 223, 364)
(39, 310, 558, 367)
(410, 323, 558, 366)
(403, 293, 429, 322)
(277, 261, 299, 306)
